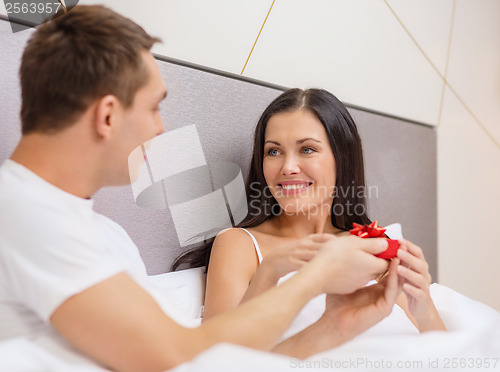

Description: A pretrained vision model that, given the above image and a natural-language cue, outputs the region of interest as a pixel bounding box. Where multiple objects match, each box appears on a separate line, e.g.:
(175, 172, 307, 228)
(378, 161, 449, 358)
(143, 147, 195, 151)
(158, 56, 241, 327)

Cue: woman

(175, 88, 445, 336)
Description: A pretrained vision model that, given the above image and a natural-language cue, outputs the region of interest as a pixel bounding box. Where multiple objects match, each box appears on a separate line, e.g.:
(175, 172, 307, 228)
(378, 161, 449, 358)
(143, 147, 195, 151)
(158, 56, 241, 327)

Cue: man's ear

(94, 95, 121, 139)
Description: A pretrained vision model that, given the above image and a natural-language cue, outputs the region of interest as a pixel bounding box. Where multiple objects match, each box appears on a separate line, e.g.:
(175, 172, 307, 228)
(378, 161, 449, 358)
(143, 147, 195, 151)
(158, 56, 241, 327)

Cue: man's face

(111, 51, 166, 185)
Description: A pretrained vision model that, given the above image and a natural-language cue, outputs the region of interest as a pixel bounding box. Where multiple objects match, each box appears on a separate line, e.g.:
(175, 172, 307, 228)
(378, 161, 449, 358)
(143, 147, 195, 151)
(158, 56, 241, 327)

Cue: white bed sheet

(170, 280, 500, 371)
(1, 268, 498, 371)
(171, 320, 500, 372)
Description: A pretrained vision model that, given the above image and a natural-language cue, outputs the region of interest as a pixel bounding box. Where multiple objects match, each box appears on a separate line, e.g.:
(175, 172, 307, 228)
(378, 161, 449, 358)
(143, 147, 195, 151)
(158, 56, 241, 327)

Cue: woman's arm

(204, 228, 322, 319)
(241, 234, 323, 304)
(395, 239, 446, 332)
(203, 228, 261, 320)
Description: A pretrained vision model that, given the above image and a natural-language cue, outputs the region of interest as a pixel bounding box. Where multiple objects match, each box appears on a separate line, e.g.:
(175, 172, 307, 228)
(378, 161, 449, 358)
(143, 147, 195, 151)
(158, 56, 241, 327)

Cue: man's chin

(128, 168, 141, 185)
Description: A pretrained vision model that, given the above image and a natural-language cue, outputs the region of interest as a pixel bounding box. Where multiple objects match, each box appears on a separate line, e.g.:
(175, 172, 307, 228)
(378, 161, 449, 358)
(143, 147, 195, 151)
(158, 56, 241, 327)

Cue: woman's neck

(271, 206, 341, 238)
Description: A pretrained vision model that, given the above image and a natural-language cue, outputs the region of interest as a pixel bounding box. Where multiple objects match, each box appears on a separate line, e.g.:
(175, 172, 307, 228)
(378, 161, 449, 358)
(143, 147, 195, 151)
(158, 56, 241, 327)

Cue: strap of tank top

(239, 228, 263, 264)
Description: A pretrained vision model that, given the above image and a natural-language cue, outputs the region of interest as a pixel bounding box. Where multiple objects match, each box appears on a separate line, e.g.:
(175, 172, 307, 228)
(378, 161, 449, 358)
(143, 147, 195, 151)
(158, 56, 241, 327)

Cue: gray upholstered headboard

(0, 17, 437, 278)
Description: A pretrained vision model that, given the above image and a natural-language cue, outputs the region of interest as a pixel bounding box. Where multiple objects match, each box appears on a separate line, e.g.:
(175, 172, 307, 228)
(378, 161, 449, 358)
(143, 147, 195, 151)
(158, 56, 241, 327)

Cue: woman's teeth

(280, 184, 309, 190)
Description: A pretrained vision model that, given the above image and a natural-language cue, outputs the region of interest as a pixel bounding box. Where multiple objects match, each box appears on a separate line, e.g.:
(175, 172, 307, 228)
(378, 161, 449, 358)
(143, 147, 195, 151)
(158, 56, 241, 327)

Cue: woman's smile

(277, 181, 313, 195)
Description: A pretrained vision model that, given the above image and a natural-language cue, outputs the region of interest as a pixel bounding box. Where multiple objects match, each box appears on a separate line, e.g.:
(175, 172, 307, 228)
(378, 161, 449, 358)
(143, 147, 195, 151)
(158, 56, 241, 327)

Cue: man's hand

(321, 257, 402, 343)
(300, 235, 390, 296)
(258, 233, 335, 282)
(273, 258, 402, 358)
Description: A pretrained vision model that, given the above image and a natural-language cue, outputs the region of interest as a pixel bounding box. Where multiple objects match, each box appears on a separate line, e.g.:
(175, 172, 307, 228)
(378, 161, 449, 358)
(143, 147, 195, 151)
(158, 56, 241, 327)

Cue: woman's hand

(258, 234, 333, 282)
(240, 234, 335, 306)
(396, 239, 446, 332)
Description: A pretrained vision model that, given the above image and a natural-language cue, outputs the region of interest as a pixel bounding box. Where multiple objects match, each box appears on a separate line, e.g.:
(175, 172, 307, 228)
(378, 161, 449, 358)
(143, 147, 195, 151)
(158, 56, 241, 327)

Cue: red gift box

(349, 220, 400, 260)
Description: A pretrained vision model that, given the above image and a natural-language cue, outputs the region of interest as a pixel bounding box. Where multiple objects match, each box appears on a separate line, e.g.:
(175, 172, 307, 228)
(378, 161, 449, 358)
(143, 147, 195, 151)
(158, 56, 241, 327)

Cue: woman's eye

(301, 147, 315, 154)
(267, 149, 280, 156)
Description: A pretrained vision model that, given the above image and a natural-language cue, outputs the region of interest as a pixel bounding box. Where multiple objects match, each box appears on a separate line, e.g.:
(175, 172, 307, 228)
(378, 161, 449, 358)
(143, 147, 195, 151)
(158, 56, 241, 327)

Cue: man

(0, 5, 400, 371)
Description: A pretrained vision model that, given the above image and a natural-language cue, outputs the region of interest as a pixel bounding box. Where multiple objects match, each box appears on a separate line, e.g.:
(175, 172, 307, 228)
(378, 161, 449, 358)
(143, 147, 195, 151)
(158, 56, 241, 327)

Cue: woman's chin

(278, 202, 331, 217)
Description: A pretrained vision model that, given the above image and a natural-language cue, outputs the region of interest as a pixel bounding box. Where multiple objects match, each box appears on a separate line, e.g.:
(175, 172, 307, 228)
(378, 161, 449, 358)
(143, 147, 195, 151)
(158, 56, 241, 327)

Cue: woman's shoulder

(244, 219, 279, 236)
(214, 227, 256, 249)
(211, 228, 260, 272)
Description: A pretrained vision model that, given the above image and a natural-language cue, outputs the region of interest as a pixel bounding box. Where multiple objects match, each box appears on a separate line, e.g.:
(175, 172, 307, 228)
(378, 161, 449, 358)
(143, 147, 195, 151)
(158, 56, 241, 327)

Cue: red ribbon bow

(349, 220, 400, 260)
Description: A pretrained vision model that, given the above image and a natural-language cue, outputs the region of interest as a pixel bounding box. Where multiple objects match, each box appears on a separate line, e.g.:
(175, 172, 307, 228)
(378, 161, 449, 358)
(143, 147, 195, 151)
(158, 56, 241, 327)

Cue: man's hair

(19, 5, 161, 134)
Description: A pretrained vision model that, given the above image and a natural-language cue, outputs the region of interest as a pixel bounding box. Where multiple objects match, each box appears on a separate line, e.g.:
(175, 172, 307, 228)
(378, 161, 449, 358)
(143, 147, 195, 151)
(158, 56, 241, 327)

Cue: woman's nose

(281, 154, 300, 175)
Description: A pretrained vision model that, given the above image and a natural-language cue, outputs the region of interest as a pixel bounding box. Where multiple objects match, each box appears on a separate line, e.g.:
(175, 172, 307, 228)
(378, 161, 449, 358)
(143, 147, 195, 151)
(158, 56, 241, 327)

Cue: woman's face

(262, 109, 336, 215)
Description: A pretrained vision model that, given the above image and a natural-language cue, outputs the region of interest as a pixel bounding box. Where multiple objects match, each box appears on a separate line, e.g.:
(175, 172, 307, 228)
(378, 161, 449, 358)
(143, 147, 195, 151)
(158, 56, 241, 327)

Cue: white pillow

(147, 267, 206, 320)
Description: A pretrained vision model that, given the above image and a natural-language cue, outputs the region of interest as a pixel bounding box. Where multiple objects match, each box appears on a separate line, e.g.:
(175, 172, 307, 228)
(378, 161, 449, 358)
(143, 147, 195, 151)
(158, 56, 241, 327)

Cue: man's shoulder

(0, 160, 49, 203)
(0, 161, 43, 214)
(0, 164, 66, 219)
(0, 160, 134, 251)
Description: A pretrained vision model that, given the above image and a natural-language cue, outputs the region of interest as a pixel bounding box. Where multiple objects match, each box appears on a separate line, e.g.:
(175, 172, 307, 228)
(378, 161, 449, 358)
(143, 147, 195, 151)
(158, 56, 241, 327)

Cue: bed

(1, 14, 498, 372)
(0, 267, 498, 371)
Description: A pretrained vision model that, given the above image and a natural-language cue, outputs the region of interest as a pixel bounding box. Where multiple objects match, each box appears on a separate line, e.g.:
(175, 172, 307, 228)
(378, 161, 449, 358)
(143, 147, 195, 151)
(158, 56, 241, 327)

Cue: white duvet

(174, 282, 500, 371)
(1, 269, 499, 371)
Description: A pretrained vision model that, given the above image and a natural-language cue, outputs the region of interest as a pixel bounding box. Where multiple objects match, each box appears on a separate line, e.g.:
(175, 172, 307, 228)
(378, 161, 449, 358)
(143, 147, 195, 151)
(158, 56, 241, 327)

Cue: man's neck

(10, 132, 100, 199)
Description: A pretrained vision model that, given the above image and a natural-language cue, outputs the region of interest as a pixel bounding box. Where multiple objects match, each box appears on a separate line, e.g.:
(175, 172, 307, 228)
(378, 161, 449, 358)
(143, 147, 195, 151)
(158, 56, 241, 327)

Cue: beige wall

(3, 0, 497, 309)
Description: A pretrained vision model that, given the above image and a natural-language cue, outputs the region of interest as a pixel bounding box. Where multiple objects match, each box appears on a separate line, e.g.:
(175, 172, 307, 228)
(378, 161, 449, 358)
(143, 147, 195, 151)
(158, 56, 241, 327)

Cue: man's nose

(155, 119, 165, 136)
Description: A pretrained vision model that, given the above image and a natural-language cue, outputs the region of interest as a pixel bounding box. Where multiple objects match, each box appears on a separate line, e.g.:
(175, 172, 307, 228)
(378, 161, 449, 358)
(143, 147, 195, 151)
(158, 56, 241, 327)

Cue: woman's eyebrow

(264, 138, 321, 145)
(297, 138, 321, 144)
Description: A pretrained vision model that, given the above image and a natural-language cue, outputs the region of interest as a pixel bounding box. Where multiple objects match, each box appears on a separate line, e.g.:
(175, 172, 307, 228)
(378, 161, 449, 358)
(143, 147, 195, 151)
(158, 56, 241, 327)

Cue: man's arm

(51, 236, 389, 372)
(51, 270, 316, 372)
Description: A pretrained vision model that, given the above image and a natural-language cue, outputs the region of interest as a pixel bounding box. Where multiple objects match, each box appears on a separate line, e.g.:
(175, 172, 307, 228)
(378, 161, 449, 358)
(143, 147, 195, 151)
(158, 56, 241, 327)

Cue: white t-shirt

(0, 160, 196, 365)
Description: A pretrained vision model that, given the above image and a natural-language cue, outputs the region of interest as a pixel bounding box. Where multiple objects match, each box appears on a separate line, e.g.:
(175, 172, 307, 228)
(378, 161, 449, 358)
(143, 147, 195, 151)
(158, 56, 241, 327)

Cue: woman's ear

(94, 95, 120, 139)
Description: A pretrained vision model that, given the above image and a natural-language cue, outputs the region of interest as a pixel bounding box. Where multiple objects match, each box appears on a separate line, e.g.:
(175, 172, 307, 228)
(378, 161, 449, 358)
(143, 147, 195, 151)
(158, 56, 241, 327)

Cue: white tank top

(239, 228, 263, 264)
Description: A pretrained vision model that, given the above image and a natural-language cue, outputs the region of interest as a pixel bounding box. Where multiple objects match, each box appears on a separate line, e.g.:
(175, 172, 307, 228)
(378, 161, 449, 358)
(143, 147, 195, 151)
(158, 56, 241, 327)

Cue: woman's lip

(277, 182, 313, 194)
(278, 181, 313, 186)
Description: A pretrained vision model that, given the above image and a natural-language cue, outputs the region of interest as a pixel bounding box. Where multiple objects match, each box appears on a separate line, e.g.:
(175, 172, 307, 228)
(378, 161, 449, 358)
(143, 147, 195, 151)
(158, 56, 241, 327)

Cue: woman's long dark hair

(172, 88, 371, 271)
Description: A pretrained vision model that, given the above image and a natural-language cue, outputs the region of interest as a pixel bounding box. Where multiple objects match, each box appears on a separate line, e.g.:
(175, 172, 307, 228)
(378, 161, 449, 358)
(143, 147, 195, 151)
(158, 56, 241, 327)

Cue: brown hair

(173, 88, 372, 270)
(19, 5, 161, 134)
